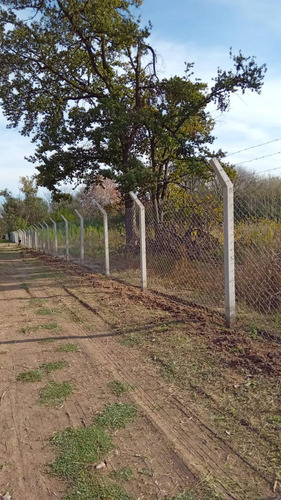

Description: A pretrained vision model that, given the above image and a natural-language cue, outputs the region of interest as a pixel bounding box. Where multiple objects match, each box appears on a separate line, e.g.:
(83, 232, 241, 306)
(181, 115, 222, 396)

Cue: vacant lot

(0, 244, 280, 500)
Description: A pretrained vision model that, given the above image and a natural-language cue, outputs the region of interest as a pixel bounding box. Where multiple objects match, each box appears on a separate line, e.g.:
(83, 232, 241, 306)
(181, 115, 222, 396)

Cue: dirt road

(0, 245, 279, 500)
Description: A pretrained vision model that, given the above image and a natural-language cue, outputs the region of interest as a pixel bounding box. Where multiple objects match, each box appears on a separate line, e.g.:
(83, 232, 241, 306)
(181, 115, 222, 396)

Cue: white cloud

(150, 37, 281, 176)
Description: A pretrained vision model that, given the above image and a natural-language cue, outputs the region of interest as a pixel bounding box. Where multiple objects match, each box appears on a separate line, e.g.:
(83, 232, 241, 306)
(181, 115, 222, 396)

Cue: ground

(0, 244, 280, 500)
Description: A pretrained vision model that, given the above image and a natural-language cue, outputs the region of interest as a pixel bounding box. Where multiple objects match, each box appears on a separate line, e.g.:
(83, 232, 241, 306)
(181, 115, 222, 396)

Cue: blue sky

(1, 0, 281, 196)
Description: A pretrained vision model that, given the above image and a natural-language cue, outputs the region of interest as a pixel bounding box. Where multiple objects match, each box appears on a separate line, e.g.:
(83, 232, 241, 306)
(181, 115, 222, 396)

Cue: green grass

(41, 322, 59, 330)
(121, 335, 141, 347)
(40, 361, 69, 373)
(108, 380, 131, 397)
(56, 343, 79, 352)
(20, 325, 39, 334)
(64, 479, 132, 500)
(110, 467, 133, 482)
(167, 490, 225, 500)
(36, 307, 61, 316)
(96, 402, 137, 430)
(39, 381, 73, 406)
(17, 360, 68, 383)
(268, 415, 281, 425)
(17, 369, 43, 383)
(29, 298, 48, 307)
(38, 338, 55, 344)
(51, 426, 113, 478)
(50, 402, 137, 500)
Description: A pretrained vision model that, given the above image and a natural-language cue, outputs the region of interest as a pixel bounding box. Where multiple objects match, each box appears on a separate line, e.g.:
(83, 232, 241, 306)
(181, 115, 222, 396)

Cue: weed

(17, 360, 68, 383)
(41, 322, 59, 330)
(21, 282, 30, 291)
(110, 467, 133, 482)
(247, 323, 259, 340)
(51, 426, 112, 478)
(17, 369, 43, 383)
(30, 298, 48, 307)
(108, 380, 131, 397)
(50, 401, 137, 500)
(140, 467, 153, 477)
(36, 308, 55, 316)
(39, 381, 72, 406)
(40, 361, 68, 373)
(56, 343, 79, 353)
(268, 415, 281, 425)
(121, 335, 141, 347)
(167, 490, 224, 500)
(96, 402, 137, 430)
(38, 338, 55, 344)
(167, 495, 195, 500)
(153, 356, 177, 382)
(20, 325, 39, 334)
(64, 478, 132, 500)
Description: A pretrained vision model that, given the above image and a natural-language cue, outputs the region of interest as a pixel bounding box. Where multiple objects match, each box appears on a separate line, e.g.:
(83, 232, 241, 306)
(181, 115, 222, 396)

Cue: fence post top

(93, 199, 107, 217)
(209, 159, 233, 188)
(43, 221, 49, 228)
(49, 217, 56, 225)
(61, 214, 68, 223)
(74, 209, 83, 220)
(39, 223, 44, 228)
(129, 191, 145, 209)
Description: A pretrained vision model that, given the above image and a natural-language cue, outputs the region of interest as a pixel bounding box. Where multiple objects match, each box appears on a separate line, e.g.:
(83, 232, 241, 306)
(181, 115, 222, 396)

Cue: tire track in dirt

(35, 287, 196, 497)
(40, 277, 273, 500)
(0, 248, 196, 499)
(0, 252, 65, 499)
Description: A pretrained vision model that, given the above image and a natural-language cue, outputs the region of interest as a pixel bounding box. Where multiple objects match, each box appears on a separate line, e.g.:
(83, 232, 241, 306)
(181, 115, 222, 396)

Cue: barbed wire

(234, 150, 281, 166)
(226, 137, 281, 157)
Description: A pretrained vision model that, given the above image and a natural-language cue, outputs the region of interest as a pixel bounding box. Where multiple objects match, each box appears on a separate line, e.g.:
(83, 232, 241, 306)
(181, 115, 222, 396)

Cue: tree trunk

(125, 193, 136, 248)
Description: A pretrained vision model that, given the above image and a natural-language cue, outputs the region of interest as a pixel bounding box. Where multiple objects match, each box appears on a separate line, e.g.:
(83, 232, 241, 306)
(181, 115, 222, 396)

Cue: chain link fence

(13, 162, 281, 332)
(144, 194, 225, 311)
(107, 205, 141, 287)
(234, 185, 281, 326)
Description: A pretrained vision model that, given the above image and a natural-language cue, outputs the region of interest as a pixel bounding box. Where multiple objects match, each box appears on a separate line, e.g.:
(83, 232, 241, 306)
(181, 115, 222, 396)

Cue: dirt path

(0, 245, 278, 500)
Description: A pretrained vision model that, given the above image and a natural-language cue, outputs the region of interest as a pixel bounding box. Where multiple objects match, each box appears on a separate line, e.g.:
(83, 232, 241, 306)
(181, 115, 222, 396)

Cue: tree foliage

(0, 0, 267, 237)
(0, 177, 48, 233)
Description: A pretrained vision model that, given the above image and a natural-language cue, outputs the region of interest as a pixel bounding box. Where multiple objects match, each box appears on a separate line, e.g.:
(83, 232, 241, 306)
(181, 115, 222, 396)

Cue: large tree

(0, 0, 157, 242)
(0, 0, 266, 241)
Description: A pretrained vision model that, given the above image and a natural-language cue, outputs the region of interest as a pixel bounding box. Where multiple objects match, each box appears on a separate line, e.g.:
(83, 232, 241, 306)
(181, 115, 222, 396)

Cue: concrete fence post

(19, 230, 24, 245)
(39, 223, 45, 251)
(210, 159, 236, 328)
(49, 218, 58, 255)
(61, 215, 69, 260)
(33, 226, 37, 249)
(129, 192, 147, 291)
(43, 222, 50, 253)
(74, 209, 84, 264)
(34, 225, 39, 250)
(93, 200, 110, 277)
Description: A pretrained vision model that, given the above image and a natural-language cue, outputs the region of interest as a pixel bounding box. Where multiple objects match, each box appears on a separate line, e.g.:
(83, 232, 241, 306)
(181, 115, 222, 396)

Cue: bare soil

(0, 244, 280, 500)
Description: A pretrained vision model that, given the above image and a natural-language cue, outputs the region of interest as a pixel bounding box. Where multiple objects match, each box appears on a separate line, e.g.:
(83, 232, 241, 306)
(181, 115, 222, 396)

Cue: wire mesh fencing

(83, 211, 106, 273)
(17, 165, 281, 331)
(107, 204, 141, 287)
(56, 221, 67, 258)
(234, 185, 281, 324)
(144, 194, 225, 311)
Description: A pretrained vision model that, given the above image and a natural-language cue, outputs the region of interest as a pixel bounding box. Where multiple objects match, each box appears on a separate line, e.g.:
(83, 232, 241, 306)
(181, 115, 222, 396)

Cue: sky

(1, 0, 281, 196)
